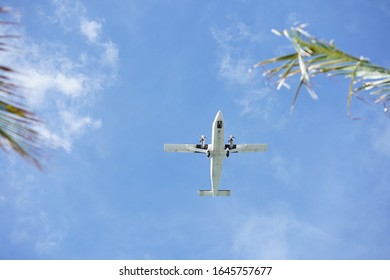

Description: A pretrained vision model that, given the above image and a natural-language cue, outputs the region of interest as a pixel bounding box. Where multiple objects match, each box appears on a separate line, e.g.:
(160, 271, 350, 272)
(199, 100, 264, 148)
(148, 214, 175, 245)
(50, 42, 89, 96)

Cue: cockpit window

(217, 120, 223, 129)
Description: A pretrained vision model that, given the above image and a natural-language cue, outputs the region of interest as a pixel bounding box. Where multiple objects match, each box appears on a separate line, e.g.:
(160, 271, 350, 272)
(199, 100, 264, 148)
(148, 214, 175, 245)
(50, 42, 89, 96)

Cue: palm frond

(254, 24, 390, 117)
(0, 8, 42, 169)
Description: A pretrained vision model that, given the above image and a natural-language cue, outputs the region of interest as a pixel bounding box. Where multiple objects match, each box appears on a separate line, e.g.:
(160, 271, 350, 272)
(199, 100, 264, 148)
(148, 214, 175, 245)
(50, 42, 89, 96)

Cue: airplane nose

(216, 110, 223, 119)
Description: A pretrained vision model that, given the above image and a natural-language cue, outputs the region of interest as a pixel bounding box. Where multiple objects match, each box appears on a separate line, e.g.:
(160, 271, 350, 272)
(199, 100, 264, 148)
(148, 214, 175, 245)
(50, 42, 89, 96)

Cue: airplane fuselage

(208, 111, 225, 195)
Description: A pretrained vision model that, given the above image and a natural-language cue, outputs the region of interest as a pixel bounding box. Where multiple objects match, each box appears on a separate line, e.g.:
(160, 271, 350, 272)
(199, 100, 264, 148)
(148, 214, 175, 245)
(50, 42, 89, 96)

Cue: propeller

(228, 135, 235, 147)
(199, 135, 206, 146)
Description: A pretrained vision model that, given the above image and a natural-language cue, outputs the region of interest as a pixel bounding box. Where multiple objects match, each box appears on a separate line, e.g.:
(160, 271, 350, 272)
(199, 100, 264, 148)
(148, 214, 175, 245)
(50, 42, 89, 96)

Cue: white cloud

(1, 0, 119, 155)
(35, 124, 72, 152)
(101, 40, 119, 68)
(31, 109, 102, 153)
(34, 211, 67, 255)
(232, 212, 290, 259)
(236, 88, 270, 115)
(212, 21, 262, 49)
(10, 209, 67, 255)
(219, 54, 252, 85)
(80, 18, 102, 42)
(230, 204, 335, 259)
(211, 22, 261, 85)
(61, 111, 102, 134)
(22, 70, 86, 106)
(213, 24, 289, 126)
(212, 21, 275, 117)
(50, 0, 85, 29)
(212, 22, 262, 86)
(2, 167, 69, 257)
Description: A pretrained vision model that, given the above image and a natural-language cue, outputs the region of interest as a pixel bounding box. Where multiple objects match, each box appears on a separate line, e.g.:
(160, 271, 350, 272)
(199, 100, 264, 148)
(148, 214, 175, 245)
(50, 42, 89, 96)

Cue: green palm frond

(254, 24, 390, 117)
(0, 8, 42, 169)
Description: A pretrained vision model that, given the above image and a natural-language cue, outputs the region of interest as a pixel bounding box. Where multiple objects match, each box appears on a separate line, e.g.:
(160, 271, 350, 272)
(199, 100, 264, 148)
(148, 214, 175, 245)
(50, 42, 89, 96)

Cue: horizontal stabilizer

(198, 190, 231, 196)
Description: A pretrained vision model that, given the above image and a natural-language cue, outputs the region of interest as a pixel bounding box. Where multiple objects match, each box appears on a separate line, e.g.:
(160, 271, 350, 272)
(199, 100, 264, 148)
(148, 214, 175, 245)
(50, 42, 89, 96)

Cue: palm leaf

(0, 8, 42, 169)
(254, 24, 390, 117)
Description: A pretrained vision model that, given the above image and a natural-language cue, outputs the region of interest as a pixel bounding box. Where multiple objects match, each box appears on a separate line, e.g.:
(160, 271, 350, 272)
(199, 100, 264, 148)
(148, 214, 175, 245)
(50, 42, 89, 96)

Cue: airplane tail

(198, 189, 231, 197)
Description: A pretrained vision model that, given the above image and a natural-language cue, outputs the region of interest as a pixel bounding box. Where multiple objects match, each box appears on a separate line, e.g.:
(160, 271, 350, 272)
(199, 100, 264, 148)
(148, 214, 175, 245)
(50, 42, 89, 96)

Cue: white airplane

(164, 111, 268, 196)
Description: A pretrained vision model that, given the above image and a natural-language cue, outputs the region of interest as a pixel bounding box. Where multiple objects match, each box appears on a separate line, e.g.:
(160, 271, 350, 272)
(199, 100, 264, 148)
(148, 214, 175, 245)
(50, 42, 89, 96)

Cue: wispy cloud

(212, 21, 262, 50)
(218, 54, 252, 85)
(212, 21, 262, 86)
(229, 202, 334, 259)
(212, 20, 283, 119)
(101, 40, 119, 69)
(33, 211, 68, 255)
(80, 18, 102, 43)
(33, 111, 102, 152)
(231, 210, 290, 259)
(0, 0, 118, 256)
(10, 208, 68, 256)
(1, 168, 69, 257)
(3, 0, 119, 154)
(235, 88, 278, 120)
(48, 0, 86, 30)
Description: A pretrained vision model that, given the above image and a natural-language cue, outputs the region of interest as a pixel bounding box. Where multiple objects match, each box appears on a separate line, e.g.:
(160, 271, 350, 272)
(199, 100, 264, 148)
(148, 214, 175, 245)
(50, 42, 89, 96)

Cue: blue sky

(0, 0, 390, 259)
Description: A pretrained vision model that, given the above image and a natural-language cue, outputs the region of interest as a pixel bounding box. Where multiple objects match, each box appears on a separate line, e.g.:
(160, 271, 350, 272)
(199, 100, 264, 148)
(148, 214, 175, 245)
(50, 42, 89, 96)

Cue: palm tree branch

(0, 8, 42, 169)
(255, 25, 390, 117)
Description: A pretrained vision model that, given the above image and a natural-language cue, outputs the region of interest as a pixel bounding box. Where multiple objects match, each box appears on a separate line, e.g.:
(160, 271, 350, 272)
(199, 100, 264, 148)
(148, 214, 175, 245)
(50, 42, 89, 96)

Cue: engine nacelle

(225, 148, 230, 157)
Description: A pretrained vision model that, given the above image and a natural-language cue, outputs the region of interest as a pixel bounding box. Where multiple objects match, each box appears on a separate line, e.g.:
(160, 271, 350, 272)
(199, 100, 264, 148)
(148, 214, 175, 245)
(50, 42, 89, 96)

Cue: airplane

(164, 111, 268, 196)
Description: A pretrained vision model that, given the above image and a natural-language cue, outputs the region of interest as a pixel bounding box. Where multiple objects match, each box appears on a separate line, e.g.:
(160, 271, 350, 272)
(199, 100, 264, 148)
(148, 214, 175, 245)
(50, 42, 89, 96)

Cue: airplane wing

(164, 144, 208, 154)
(228, 144, 268, 153)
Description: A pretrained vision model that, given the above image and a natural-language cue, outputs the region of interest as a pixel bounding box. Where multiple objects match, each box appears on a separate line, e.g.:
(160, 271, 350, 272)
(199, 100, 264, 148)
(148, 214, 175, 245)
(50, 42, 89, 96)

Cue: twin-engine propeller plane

(164, 111, 268, 197)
